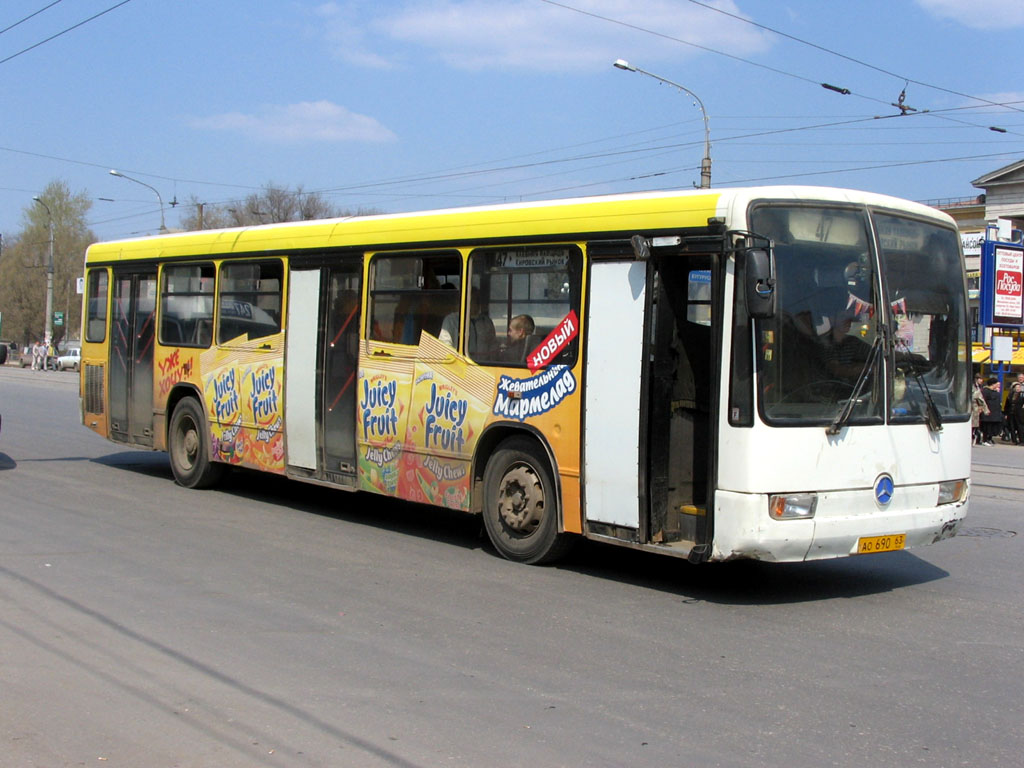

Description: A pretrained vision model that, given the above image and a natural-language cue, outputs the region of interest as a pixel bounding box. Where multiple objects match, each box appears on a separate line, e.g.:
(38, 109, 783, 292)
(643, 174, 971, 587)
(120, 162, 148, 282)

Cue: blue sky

(2, 0, 1023, 241)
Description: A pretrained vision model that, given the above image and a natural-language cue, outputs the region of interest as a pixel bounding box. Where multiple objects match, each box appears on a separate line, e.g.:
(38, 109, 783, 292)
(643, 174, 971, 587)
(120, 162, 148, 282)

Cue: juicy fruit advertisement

(200, 335, 285, 473)
(356, 332, 581, 511)
(356, 343, 413, 495)
(397, 334, 497, 510)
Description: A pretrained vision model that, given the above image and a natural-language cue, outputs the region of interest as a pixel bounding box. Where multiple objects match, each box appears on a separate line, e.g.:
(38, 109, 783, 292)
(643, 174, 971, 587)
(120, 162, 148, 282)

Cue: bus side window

(466, 245, 583, 367)
(160, 263, 214, 348)
(217, 260, 283, 344)
(368, 252, 461, 345)
(85, 269, 109, 343)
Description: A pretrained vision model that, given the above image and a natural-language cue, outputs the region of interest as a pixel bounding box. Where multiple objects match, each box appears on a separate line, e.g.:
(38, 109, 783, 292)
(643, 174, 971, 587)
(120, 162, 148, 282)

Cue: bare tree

(177, 183, 379, 231)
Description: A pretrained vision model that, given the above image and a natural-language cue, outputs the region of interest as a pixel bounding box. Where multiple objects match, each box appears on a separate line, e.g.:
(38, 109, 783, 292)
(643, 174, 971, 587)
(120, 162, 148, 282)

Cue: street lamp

(32, 196, 55, 347)
(109, 169, 166, 232)
(614, 59, 712, 189)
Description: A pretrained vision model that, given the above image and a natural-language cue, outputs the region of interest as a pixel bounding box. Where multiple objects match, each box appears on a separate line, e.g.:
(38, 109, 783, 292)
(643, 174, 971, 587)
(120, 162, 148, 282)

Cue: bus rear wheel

(168, 397, 225, 489)
(482, 437, 572, 564)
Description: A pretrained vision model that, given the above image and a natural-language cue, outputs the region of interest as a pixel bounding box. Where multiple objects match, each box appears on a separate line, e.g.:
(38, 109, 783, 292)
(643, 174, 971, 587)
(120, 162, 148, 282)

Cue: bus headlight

(769, 493, 818, 520)
(937, 479, 967, 505)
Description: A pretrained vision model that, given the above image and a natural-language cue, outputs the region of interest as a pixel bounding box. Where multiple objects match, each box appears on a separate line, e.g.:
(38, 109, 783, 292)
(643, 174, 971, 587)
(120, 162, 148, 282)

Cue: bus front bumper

(710, 485, 969, 563)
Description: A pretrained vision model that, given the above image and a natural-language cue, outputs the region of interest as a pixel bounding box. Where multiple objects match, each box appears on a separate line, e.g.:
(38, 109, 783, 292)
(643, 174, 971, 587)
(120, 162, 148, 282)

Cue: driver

(819, 308, 872, 381)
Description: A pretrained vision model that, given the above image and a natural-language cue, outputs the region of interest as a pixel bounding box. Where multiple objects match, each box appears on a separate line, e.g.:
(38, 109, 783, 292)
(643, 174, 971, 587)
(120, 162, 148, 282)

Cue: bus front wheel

(168, 397, 225, 489)
(482, 437, 572, 564)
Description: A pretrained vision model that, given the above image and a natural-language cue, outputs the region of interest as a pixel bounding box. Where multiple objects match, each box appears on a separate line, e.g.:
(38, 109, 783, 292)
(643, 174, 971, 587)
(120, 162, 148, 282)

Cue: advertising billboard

(980, 240, 1024, 327)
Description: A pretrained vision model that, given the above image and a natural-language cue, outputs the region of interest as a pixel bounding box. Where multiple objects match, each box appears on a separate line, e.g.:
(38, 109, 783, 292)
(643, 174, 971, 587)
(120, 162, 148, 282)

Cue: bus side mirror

(745, 248, 776, 319)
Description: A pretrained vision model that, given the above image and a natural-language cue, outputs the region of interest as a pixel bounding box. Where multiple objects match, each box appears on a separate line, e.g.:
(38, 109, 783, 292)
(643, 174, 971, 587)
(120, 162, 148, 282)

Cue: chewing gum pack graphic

(200, 334, 284, 472)
(398, 333, 497, 510)
(356, 342, 413, 495)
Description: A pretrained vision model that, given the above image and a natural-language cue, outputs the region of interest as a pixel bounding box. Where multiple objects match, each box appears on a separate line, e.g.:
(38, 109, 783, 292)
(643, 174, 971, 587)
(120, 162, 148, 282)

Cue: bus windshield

(877, 214, 970, 422)
(751, 204, 968, 426)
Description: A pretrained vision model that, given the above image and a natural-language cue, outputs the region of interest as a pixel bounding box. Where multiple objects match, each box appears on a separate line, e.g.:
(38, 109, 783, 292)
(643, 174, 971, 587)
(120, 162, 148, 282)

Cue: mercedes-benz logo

(874, 474, 895, 506)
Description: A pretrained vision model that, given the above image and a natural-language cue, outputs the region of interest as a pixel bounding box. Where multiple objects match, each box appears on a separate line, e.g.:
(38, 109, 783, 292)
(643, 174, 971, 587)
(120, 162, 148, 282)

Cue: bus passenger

(439, 292, 496, 358)
(501, 314, 535, 363)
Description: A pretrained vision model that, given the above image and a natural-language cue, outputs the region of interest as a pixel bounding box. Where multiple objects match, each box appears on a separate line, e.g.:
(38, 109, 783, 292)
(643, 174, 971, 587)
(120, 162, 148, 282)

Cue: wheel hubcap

(178, 421, 199, 469)
(497, 465, 544, 534)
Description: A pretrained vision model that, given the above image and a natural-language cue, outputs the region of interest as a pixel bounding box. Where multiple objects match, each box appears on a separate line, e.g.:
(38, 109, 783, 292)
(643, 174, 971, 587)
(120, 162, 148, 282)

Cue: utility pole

(33, 196, 55, 345)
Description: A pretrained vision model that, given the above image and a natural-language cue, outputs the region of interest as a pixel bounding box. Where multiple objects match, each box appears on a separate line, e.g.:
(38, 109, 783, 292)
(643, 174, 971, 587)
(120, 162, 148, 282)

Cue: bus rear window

(85, 269, 108, 343)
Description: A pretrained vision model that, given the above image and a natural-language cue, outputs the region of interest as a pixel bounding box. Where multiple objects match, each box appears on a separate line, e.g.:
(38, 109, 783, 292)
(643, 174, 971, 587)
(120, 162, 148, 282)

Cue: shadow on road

(92, 450, 173, 475)
(556, 542, 949, 605)
(92, 450, 951, 605)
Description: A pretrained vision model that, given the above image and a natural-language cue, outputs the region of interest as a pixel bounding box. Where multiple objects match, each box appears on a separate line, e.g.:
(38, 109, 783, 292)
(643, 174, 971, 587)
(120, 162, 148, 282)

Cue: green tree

(0, 180, 96, 347)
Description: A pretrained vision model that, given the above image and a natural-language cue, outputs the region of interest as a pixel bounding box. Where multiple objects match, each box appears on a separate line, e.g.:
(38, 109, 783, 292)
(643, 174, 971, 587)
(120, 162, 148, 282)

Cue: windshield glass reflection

(876, 214, 969, 421)
(752, 205, 883, 424)
(750, 204, 969, 426)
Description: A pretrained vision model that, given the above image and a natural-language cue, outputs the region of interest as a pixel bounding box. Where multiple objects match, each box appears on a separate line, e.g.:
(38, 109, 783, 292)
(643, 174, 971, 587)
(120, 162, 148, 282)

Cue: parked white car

(57, 347, 81, 371)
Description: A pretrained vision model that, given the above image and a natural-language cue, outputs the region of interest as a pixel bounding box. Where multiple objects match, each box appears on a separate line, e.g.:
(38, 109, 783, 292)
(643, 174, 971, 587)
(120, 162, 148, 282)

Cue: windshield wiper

(826, 327, 886, 435)
(896, 350, 943, 432)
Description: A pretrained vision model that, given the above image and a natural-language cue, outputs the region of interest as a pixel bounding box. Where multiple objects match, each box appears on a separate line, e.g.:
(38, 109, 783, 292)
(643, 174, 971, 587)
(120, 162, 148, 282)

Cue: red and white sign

(994, 247, 1024, 323)
(527, 310, 579, 372)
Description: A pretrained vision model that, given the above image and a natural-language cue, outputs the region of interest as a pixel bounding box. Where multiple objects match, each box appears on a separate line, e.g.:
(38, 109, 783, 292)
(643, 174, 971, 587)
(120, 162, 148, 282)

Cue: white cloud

(964, 91, 1024, 113)
(314, 1, 396, 69)
(189, 101, 397, 143)
(916, 0, 1024, 29)
(319, 0, 771, 71)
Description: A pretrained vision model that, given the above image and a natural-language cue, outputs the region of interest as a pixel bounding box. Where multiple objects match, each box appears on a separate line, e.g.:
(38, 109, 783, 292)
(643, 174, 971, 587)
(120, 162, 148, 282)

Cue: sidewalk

(971, 440, 1024, 494)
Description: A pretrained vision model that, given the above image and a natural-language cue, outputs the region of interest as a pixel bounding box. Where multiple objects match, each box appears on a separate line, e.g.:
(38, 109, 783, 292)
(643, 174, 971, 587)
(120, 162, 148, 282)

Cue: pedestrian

(971, 374, 987, 445)
(1011, 373, 1024, 446)
(31, 340, 43, 371)
(980, 378, 1003, 445)
(1003, 376, 1024, 444)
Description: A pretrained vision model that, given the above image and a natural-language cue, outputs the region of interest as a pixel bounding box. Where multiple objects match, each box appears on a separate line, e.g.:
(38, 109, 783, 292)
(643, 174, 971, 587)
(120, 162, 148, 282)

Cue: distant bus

(79, 186, 971, 564)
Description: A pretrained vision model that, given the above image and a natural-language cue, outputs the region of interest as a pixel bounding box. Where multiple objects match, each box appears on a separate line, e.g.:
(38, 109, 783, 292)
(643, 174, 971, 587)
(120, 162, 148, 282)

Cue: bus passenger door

(645, 257, 715, 552)
(583, 260, 647, 533)
(108, 269, 156, 446)
(284, 261, 362, 486)
(284, 269, 320, 473)
(321, 262, 362, 482)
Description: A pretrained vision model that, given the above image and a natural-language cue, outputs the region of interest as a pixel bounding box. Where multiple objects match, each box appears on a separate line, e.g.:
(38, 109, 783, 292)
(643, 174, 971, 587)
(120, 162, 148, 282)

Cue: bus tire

(168, 397, 225, 489)
(482, 437, 572, 564)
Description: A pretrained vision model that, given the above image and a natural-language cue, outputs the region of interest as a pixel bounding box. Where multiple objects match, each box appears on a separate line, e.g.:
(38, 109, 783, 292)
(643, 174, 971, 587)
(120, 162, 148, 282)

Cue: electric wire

(0, 0, 66, 37)
(541, 0, 1023, 130)
(0, 0, 136, 66)
(680, 0, 1024, 114)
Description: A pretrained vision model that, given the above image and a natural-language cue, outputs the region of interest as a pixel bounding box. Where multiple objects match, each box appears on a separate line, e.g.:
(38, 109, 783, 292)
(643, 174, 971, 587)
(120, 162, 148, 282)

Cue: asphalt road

(1, 365, 1022, 768)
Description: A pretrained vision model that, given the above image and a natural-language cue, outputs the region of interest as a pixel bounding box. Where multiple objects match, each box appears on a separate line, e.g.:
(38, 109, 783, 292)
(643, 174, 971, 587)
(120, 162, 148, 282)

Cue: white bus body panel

(712, 421, 972, 561)
(284, 269, 320, 470)
(583, 261, 647, 529)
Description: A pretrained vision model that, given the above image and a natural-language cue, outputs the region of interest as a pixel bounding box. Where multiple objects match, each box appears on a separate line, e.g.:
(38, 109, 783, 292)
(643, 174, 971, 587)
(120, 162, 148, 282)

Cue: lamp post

(32, 196, 55, 347)
(613, 59, 712, 189)
(109, 169, 166, 232)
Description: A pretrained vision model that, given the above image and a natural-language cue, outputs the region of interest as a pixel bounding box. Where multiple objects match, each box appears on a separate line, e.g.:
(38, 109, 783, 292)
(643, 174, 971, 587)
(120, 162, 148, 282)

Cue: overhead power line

(680, 0, 1024, 115)
(541, 0, 1022, 120)
(0, 0, 136, 66)
(0, 0, 66, 37)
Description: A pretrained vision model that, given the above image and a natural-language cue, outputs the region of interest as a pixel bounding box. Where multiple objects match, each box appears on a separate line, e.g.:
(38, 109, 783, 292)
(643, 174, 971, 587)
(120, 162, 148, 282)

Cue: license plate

(856, 533, 906, 554)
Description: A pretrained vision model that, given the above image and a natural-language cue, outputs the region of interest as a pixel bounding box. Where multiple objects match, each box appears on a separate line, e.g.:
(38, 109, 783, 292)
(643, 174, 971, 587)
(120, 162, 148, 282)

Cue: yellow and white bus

(79, 186, 971, 564)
